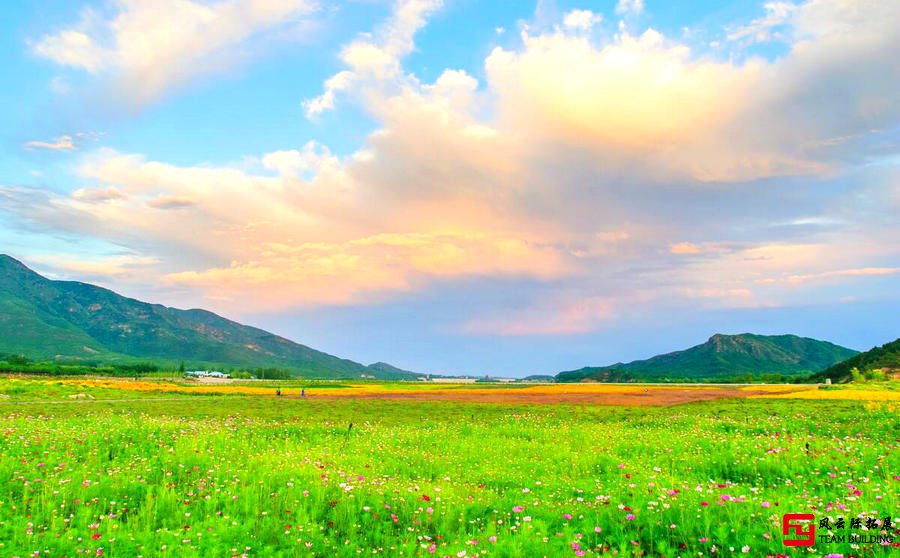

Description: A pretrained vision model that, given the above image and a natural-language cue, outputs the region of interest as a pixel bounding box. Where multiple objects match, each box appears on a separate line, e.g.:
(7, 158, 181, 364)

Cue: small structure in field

(186, 370, 230, 379)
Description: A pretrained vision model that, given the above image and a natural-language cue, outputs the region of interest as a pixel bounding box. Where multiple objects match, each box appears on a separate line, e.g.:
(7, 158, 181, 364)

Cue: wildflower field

(0, 378, 897, 557)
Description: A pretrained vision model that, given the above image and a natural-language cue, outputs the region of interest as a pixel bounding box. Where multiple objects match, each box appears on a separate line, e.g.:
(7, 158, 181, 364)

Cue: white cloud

(562, 9, 602, 32)
(615, 0, 644, 17)
(31, 0, 318, 108)
(728, 2, 797, 44)
(304, 0, 442, 118)
(786, 267, 900, 284)
(71, 186, 124, 202)
(24, 135, 77, 151)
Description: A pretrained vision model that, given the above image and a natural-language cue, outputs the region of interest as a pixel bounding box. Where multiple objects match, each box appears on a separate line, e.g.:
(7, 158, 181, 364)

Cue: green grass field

(0, 382, 897, 557)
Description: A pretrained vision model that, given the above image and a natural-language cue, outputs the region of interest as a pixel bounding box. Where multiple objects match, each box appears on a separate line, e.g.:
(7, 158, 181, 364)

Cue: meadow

(0, 378, 897, 557)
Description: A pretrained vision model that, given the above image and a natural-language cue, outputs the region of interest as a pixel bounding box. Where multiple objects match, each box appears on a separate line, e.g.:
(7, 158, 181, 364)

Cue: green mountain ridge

(0, 255, 418, 379)
(812, 338, 900, 382)
(366, 362, 421, 380)
(556, 333, 859, 382)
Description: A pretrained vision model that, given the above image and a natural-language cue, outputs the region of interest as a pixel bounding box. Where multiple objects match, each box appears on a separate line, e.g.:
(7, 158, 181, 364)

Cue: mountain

(0, 255, 418, 379)
(366, 362, 421, 380)
(556, 333, 859, 382)
(811, 338, 900, 382)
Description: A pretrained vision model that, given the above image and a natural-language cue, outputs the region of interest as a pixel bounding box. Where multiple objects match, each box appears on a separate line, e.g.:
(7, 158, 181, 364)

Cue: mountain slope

(812, 338, 900, 382)
(366, 362, 421, 380)
(0, 254, 411, 378)
(556, 333, 859, 382)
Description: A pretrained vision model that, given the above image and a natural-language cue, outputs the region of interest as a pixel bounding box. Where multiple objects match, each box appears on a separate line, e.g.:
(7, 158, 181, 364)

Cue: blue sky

(1, 0, 898, 376)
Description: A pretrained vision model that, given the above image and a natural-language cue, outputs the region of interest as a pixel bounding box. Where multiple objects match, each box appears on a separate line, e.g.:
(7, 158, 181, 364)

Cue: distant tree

(6, 354, 30, 366)
(179, 361, 186, 374)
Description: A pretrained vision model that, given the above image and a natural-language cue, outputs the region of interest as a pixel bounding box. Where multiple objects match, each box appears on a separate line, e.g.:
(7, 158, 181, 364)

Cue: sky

(1, 0, 898, 376)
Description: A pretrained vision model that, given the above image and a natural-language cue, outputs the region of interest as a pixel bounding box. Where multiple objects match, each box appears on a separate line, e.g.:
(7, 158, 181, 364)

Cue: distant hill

(556, 333, 859, 382)
(0, 254, 418, 379)
(366, 362, 421, 380)
(811, 338, 900, 382)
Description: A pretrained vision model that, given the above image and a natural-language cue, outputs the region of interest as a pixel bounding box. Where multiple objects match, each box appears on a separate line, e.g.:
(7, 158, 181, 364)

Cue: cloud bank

(6, 0, 899, 336)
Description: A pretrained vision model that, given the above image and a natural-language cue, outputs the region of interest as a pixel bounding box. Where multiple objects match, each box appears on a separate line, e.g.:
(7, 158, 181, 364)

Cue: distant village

(183, 369, 542, 383)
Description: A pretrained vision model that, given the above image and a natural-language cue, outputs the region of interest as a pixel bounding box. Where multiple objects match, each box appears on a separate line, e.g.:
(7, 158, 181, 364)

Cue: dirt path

(310, 386, 803, 405)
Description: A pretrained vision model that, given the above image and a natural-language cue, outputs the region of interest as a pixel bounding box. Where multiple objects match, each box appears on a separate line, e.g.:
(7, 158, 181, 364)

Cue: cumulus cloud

(562, 9, 602, 32)
(31, 0, 318, 108)
(304, 0, 442, 118)
(0, 139, 568, 309)
(486, 1, 900, 182)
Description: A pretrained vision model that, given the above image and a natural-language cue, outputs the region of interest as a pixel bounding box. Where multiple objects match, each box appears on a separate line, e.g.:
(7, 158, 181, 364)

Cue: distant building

(186, 370, 229, 379)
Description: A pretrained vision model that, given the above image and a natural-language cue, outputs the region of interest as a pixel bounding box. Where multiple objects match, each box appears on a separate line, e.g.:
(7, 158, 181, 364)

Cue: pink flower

(721, 494, 731, 502)
(563, 513, 572, 520)
(390, 513, 398, 523)
(701, 501, 709, 507)
(512, 505, 525, 513)
(699, 537, 708, 543)
(428, 544, 436, 554)
(594, 526, 601, 533)
(426, 507, 434, 514)
(575, 552, 585, 557)
(625, 514, 635, 521)
(761, 501, 771, 508)
(488, 536, 497, 543)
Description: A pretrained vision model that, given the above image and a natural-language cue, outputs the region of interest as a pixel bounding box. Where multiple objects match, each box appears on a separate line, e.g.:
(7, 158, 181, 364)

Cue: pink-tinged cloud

(670, 242, 701, 254)
(787, 267, 900, 284)
(463, 297, 615, 336)
(163, 233, 569, 308)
